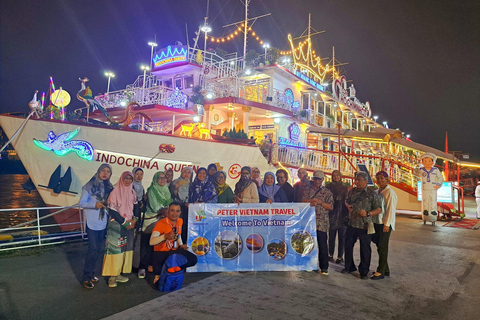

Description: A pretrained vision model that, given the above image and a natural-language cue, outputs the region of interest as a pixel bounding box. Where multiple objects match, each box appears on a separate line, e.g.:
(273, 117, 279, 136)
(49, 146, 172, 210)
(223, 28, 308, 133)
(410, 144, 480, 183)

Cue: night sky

(1, 1, 479, 159)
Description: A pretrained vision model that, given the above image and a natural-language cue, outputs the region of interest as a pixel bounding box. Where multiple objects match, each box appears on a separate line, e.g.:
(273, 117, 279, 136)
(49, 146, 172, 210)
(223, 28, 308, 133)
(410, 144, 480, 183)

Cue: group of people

(80, 162, 397, 289)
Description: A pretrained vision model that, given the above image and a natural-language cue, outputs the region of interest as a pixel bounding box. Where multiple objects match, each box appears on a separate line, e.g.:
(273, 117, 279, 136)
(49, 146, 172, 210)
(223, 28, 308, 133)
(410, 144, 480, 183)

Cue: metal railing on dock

(0, 206, 85, 252)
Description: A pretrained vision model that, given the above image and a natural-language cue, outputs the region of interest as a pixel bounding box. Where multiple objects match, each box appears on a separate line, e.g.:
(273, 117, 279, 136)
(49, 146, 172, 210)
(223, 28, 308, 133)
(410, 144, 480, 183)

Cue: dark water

(0, 174, 46, 228)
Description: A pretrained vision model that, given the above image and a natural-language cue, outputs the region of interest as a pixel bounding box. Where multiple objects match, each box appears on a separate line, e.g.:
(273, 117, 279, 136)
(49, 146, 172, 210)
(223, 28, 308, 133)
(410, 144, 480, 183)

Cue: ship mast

(222, 1, 271, 68)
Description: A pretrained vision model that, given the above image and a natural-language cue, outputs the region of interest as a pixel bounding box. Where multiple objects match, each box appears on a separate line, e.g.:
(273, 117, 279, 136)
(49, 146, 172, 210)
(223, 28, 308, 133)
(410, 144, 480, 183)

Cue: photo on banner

(187, 203, 318, 272)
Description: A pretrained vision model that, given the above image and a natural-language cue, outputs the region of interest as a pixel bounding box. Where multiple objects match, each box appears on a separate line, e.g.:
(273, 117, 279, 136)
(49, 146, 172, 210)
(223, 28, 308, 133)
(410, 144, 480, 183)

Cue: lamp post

(201, 24, 212, 53)
(263, 43, 270, 64)
(148, 42, 158, 72)
(104, 72, 115, 94)
(140, 65, 150, 103)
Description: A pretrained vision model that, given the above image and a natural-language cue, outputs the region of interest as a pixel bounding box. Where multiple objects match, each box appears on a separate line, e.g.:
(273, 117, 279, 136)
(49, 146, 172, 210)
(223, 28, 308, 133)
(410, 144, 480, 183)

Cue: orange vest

(152, 217, 183, 252)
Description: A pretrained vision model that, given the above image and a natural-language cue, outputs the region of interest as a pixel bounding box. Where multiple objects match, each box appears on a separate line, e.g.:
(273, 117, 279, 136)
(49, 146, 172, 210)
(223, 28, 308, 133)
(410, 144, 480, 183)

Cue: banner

(187, 203, 318, 272)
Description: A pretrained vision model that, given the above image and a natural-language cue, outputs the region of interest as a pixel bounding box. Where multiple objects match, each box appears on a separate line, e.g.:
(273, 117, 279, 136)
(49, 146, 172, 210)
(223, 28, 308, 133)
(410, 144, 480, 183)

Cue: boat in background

(0, 12, 471, 230)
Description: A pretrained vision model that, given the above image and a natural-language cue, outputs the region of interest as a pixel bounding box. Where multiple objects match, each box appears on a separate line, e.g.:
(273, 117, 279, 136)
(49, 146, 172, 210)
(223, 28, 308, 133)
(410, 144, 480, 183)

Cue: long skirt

(102, 219, 134, 276)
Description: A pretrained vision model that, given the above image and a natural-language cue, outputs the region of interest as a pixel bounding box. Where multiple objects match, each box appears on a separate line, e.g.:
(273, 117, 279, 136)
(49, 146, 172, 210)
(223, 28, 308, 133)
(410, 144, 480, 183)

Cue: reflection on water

(0, 175, 45, 228)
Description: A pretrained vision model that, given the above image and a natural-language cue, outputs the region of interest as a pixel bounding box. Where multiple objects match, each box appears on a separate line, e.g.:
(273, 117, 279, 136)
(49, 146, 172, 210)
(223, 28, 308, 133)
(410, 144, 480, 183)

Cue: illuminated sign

(165, 88, 188, 109)
(295, 71, 325, 91)
(153, 46, 188, 70)
(33, 128, 94, 161)
(278, 137, 303, 147)
(288, 123, 300, 141)
(288, 34, 329, 84)
(332, 76, 371, 118)
(417, 181, 455, 204)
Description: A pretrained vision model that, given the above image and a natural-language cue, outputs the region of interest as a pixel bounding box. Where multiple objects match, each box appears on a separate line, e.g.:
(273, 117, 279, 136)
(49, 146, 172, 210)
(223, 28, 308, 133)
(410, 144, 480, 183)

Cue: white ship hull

(0, 115, 274, 209)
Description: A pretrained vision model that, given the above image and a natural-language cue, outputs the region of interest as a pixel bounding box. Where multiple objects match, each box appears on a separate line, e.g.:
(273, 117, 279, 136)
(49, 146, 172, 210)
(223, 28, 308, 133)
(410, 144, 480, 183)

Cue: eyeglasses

(241, 172, 250, 175)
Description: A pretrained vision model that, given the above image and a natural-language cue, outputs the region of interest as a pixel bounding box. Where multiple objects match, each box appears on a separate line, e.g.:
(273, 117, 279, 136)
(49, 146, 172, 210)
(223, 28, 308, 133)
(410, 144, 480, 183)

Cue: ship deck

(1, 203, 480, 320)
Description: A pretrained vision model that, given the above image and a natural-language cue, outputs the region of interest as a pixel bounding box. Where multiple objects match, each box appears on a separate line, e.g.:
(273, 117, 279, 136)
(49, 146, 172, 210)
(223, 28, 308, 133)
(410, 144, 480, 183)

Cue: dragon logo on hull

(33, 128, 94, 161)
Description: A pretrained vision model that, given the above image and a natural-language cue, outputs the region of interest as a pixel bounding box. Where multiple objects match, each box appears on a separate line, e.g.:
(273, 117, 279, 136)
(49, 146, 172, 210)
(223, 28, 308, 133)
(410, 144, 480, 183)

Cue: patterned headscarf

(234, 166, 252, 196)
(189, 167, 217, 203)
(82, 163, 113, 203)
(107, 171, 137, 220)
(214, 171, 230, 196)
(170, 166, 193, 204)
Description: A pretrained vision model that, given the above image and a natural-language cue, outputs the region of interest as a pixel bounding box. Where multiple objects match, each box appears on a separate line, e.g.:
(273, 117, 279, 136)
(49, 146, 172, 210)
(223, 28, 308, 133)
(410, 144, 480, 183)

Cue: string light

(207, 26, 267, 46)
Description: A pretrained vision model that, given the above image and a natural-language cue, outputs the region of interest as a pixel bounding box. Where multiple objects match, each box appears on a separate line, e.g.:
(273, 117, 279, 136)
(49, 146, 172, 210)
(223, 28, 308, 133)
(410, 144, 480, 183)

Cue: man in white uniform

(415, 153, 444, 222)
(475, 181, 480, 219)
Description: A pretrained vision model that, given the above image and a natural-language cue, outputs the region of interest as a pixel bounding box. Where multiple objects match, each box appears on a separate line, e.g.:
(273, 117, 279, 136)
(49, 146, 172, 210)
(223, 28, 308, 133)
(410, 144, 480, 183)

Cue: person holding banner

(150, 202, 198, 286)
(215, 171, 234, 203)
(259, 172, 289, 203)
(343, 171, 382, 280)
(303, 170, 334, 275)
(234, 166, 259, 203)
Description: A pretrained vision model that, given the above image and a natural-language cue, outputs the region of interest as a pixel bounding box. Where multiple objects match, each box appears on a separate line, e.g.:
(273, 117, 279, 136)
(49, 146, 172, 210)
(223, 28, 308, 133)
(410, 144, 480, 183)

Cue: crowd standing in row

(79, 162, 397, 289)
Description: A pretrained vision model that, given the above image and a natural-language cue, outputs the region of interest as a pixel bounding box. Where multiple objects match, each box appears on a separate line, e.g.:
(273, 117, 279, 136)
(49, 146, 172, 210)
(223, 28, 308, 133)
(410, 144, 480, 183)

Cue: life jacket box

(157, 253, 187, 292)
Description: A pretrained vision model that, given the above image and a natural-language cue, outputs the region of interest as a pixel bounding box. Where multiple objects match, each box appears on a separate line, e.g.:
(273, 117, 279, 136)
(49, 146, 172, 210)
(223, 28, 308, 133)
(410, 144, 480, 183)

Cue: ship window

(317, 101, 324, 115)
(336, 111, 342, 122)
(302, 93, 310, 110)
(185, 75, 194, 88)
(164, 79, 172, 88)
(325, 104, 331, 116)
(352, 118, 358, 130)
(175, 78, 183, 89)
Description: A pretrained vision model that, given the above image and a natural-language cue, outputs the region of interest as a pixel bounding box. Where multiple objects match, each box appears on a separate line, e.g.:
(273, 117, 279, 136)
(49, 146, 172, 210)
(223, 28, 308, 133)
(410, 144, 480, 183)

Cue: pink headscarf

(107, 171, 136, 220)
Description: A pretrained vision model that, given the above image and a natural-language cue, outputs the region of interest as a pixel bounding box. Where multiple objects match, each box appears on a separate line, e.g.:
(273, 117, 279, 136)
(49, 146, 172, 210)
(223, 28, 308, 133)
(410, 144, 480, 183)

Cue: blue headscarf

(189, 167, 218, 203)
(258, 172, 281, 201)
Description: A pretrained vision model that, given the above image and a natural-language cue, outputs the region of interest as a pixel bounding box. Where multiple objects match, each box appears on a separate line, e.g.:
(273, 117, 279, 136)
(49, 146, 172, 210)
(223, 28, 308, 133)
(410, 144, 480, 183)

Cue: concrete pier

(1, 209, 479, 320)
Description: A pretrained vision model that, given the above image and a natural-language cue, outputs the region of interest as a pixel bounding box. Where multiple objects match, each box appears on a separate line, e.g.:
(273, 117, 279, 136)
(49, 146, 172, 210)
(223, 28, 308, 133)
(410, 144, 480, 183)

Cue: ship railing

(0, 206, 85, 252)
(276, 145, 419, 188)
(94, 85, 193, 109)
(238, 85, 293, 112)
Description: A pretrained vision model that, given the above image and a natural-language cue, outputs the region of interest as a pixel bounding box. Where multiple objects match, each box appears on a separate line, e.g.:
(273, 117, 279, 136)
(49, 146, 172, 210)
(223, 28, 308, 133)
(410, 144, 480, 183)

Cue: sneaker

(138, 269, 146, 279)
(431, 211, 437, 216)
(305, 270, 313, 272)
(423, 210, 428, 216)
(108, 277, 117, 288)
(320, 270, 329, 275)
(335, 257, 343, 264)
(91, 276, 99, 282)
(153, 275, 160, 284)
(116, 275, 129, 283)
(328, 256, 334, 262)
(83, 281, 94, 289)
(360, 274, 368, 280)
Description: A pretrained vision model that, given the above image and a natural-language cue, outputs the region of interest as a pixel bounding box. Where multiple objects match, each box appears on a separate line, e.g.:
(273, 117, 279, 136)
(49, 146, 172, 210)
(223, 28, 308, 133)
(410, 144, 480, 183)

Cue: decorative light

(273, 117, 281, 124)
(33, 128, 94, 161)
(406, 134, 411, 139)
(120, 101, 127, 107)
(373, 115, 378, 121)
(193, 116, 200, 122)
(206, 92, 214, 99)
(245, 69, 251, 75)
(153, 46, 187, 69)
(287, 34, 329, 83)
(200, 25, 212, 33)
(166, 88, 188, 109)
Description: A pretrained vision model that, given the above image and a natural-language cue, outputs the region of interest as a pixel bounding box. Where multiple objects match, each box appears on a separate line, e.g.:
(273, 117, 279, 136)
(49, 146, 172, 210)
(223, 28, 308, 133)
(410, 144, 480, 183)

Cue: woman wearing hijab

(258, 172, 288, 203)
(165, 169, 174, 187)
(207, 163, 218, 183)
(170, 166, 193, 243)
(102, 171, 138, 288)
(79, 164, 113, 289)
(132, 167, 146, 226)
(215, 171, 234, 203)
(138, 171, 173, 278)
(234, 166, 259, 203)
(326, 170, 349, 263)
(189, 167, 218, 203)
(251, 167, 262, 188)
